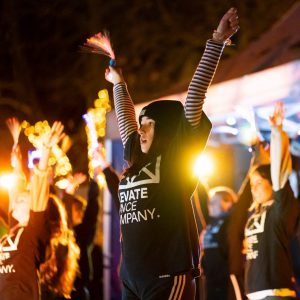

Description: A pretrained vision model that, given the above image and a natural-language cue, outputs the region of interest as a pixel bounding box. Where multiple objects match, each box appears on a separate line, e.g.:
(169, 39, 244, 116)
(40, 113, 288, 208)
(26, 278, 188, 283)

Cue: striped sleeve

(185, 39, 225, 127)
(113, 82, 138, 147)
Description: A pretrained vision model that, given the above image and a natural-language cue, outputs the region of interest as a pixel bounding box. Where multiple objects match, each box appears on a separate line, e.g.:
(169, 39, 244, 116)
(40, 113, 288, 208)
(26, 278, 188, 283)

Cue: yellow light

(98, 128, 105, 137)
(22, 120, 73, 178)
(55, 178, 70, 189)
(85, 89, 111, 180)
(0, 173, 16, 190)
(48, 157, 56, 166)
(193, 153, 214, 180)
(21, 120, 29, 128)
(96, 173, 106, 188)
(35, 121, 43, 132)
(98, 89, 108, 99)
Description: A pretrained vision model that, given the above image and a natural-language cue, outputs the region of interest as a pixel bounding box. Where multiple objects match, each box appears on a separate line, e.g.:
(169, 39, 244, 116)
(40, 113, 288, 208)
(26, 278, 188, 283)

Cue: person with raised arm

(105, 8, 239, 299)
(244, 102, 300, 300)
(0, 120, 79, 300)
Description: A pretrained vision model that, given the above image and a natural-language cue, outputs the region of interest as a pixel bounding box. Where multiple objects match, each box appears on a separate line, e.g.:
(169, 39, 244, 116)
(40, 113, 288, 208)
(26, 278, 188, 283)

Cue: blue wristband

(109, 59, 116, 67)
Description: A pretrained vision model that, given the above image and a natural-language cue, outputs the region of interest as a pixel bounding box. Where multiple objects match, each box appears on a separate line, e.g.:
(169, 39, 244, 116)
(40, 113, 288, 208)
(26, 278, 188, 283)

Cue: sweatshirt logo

(0, 227, 24, 273)
(119, 156, 161, 225)
(0, 227, 24, 252)
(244, 210, 267, 260)
(119, 156, 161, 190)
(245, 211, 266, 237)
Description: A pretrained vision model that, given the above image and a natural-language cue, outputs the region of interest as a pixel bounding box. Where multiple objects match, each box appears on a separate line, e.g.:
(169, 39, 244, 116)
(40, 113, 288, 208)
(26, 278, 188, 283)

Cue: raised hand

(39, 121, 65, 170)
(105, 66, 124, 85)
(269, 102, 284, 127)
(92, 144, 110, 169)
(6, 117, 21, 148)
(73, 172, 87, 186)
(213, 7, 239, 43)
(42, 121, 65, 150)
(65, 172, 87, 194)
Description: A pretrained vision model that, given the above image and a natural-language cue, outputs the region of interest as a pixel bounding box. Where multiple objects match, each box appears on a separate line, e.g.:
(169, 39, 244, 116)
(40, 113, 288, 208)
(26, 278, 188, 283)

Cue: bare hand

(72, 172, 87, 186)
(213, 7, 239, 43)
(65, 172, 87, 194)
(92, 143, 109, 170)
(269, 102, 284, 127)
(105, 66, 124, 85)
(42, 121, 65, 149)
(6, 117, 21, 147)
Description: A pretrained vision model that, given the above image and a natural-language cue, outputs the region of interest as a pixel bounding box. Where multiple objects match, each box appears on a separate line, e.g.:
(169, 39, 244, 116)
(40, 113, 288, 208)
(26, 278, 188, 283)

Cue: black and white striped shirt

(113, 39, 225, 147)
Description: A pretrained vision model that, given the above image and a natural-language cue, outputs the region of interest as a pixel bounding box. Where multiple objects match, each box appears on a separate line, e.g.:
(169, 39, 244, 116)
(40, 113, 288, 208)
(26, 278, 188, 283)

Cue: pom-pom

(80, 30, 116, 65)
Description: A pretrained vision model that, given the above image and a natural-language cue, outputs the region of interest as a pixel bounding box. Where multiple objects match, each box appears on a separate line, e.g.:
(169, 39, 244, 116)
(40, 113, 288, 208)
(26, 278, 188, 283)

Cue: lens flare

(193, 153, 214, 180)
(0, 173, 16, 190)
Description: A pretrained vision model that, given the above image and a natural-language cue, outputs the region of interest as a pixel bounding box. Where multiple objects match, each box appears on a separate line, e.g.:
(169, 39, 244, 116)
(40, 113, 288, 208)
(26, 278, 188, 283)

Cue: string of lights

(21, 120, 72, 177)
(83, 89, 111, 187)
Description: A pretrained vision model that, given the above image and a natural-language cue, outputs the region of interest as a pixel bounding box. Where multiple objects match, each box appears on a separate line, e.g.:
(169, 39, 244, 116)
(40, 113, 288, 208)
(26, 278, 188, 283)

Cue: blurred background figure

(198, 186, 237, 300)
(0, 119, 79, 300)
(243, 102, 300, 300)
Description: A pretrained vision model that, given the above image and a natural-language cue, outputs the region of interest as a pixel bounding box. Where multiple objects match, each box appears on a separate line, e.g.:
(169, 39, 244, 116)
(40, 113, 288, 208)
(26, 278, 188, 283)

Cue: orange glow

(0, 173, 16, 190)
(193, 153, 214, 181)
(55, 178, 70, 190)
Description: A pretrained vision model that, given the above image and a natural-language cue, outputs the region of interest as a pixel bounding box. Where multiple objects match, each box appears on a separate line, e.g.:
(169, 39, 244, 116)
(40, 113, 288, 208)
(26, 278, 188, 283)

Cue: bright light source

(193, 153, 214, 180)
(0, 173, 15, 190)
(55, 178, 70, 190)
(96, 173, 106, 188)
(226, 116, 236, 126)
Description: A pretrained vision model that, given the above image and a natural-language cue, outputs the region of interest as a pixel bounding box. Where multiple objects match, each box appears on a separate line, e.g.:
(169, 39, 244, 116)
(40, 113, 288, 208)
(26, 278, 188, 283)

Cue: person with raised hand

(92, 144, 120, 210)
(244, 102, 300, 300)
(105, 8, 239, 300)
(0, 121, 74, 300)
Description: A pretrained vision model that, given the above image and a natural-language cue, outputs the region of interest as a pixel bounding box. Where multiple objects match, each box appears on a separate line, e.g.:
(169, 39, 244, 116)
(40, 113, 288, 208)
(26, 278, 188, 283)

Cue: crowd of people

(1, 7, 300, 300)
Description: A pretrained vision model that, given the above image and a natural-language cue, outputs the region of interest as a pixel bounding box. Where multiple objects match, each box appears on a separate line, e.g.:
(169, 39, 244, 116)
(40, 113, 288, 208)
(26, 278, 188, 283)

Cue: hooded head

(138, 100, 184, 156)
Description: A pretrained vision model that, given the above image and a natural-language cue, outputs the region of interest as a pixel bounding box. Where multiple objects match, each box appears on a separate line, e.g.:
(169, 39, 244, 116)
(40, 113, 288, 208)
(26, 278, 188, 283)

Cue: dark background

(0, 0, 298, 173)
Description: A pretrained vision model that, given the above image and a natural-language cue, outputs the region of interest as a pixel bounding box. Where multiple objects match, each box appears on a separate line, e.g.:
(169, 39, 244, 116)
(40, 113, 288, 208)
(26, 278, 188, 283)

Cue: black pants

(122, 273, 195, 300)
